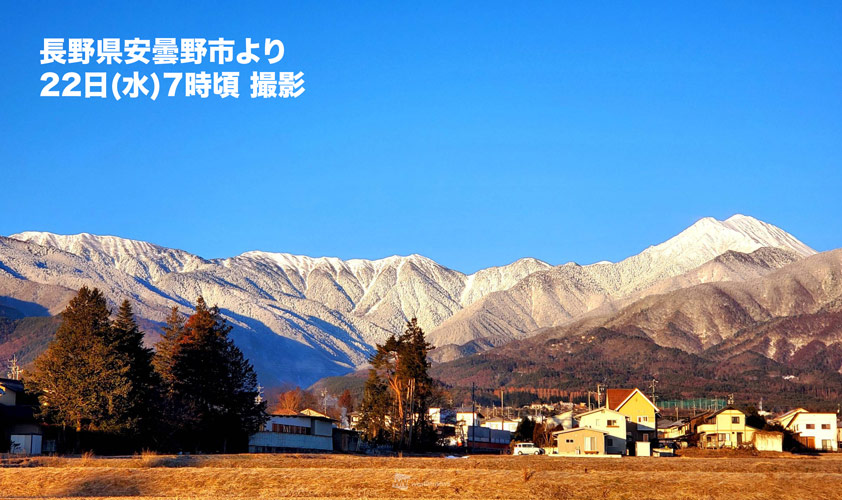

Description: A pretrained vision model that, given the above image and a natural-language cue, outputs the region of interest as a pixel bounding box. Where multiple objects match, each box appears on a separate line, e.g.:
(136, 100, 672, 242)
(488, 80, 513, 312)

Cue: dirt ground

(1, 452, 841, 499)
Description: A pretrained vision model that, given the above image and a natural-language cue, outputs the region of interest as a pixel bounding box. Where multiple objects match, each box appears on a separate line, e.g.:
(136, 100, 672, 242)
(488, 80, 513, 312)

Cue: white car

(513, 442, 543, 455)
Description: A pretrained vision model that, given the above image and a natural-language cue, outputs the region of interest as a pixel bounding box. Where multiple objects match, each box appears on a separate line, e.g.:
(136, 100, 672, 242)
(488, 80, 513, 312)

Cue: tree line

(26, 286, 266, 453)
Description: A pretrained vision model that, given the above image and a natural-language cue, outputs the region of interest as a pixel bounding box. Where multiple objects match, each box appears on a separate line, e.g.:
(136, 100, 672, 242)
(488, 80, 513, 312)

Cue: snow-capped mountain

(0, 215, 815, 387)
(425, 215, 816, 347)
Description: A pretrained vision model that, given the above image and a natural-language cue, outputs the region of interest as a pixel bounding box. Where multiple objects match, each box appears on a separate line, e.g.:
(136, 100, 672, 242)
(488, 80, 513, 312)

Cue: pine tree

(359, 317, 436, 450)
(28, 287, 132, 446)
(110, 300, 158, 435)
(153, 306, 184, 389)
(166, 297, 266, 452)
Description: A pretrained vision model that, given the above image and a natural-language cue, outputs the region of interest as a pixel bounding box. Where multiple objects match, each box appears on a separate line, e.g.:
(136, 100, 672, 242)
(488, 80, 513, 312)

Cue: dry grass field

(1, 451, 841, 500)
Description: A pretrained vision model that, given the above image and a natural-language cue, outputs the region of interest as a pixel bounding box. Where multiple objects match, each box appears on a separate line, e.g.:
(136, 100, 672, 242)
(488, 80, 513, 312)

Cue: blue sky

(1, 2, 840, 273)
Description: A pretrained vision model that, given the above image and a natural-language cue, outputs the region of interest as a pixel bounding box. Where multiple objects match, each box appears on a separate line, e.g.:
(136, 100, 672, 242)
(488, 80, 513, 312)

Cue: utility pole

(649, 378, 658, 406)
(596, 383, 606, 408)
(469, 382, 476, 453)
(6, 355, 22, 380)
(501, 388, 505, 419)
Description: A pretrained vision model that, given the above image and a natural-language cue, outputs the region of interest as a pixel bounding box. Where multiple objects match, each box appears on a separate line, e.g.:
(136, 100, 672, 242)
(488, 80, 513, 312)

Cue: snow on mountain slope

(426, 215, 815, 347)
(3, 233, 548, 386)
(3, 215, 815, 386)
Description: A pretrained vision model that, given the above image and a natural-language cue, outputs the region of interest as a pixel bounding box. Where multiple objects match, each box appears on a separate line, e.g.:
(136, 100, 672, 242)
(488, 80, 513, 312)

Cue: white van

(513, 442, 543, 455)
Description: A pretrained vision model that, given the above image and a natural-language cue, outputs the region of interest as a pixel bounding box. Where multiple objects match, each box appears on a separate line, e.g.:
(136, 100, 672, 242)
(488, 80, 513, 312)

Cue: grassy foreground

(1, 452, 841, 499)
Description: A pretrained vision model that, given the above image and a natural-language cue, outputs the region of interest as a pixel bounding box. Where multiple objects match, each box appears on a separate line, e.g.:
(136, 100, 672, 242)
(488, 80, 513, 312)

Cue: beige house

(696, 407, 758, 448)
(553, 427, 608, 456)
(576, 407, 627, 455)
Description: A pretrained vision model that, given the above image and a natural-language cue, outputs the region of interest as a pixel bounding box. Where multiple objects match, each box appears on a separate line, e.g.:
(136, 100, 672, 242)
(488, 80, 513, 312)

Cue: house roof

(270, 408, 302, 416)
(576, 407, 624, 419)
(552, 427, 607, 436)
(268, 408, 336, 421)
(300, 408, 331, 418)
(788, 411, 837, 427)
(771, 408, 806, 424)
(605, 388, 659, 413)
(0, 377, 25, 394)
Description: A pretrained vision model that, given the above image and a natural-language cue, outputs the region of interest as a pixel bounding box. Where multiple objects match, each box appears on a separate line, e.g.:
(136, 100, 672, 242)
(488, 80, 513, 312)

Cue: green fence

(656, 398, 728, 411)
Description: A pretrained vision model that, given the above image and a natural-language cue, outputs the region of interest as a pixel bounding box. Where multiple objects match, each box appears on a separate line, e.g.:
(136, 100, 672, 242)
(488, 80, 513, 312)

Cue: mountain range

(0, 215, 832, 389)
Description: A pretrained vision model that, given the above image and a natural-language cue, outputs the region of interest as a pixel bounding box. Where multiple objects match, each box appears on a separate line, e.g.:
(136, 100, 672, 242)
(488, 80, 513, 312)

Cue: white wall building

(774, 409, 838, 451)
(576, 407, 628, 455)
(481, 417, 519, 433)
(249, 409, 336, 452)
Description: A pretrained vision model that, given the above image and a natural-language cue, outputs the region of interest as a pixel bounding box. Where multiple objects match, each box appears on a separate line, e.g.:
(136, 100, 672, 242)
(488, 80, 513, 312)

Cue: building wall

(578, 409, 627, 454)
(556, 429, 606, 456)
(752, 432, 783, 452)
(249, 431, 333, 452)
(617, 393, 656, 432)
(697, 409, 756, 448)
(482, 420, 518, 432)
(790, 413, 838, 451)
(0, 388, 17, 406)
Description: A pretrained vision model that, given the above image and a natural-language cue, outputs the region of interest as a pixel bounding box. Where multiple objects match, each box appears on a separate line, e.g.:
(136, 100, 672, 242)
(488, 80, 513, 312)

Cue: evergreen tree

(166, 297, 266, 452)
(514, 416, 535, 442)
(153, 306, 184, 389)
(357, 368, 393, 443)
(110, 300, 158, 435)
(28, 287, 132, 444)
(358, 317, 436, 450)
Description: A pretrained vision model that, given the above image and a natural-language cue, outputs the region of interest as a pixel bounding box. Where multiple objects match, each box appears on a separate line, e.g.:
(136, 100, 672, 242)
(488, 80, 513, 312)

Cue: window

(607, 419, 618, 427)
(584, 436, 596, 452)
(271, 423, 311, 435)
(637, 416, 649, 423)
(731, 416, 740, 424)
(565, 439, 573, 444)
(821, 424, 831, 430)
(806, 424, 815, 430)
(822, 440, 832, 451)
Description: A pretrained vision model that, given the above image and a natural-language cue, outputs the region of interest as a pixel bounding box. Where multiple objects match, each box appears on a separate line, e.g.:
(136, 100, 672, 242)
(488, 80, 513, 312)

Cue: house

(0, 377, 43, 455)
(428, 407, 456, 425)
(553, 427, 610, 456)
(455, 408, 484, 440)
(249, 408, 336, 453)
(456, 408, 483, 427)
(658, 419, 688, 441)
(695, 407, 758, 449)
(605, 388, 659, 442)
(576, 407, 627, 455)
(772, 408, 838, 451)
(481, 416, 519, 433)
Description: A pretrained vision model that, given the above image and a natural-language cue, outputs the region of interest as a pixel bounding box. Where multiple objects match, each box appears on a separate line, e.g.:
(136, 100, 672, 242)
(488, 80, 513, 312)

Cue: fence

(657, 398, 728, 411)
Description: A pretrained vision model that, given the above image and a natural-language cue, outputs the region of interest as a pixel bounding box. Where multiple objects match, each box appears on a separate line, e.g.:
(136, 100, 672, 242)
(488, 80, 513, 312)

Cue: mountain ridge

(2, 214, 817, 386)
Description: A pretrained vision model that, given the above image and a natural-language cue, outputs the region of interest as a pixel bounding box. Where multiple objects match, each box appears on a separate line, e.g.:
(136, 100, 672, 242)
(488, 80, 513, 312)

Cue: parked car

(513, 442, 544, 455)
